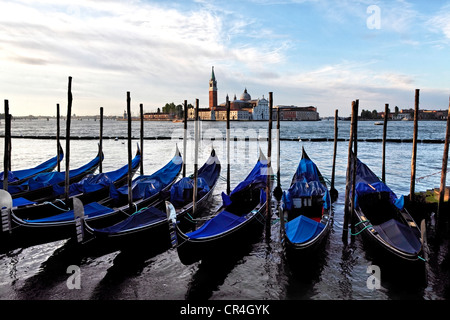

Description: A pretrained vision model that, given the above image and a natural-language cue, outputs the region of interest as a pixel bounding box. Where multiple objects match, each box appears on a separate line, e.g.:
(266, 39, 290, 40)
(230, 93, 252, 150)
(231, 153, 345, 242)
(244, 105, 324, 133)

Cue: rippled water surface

(1, 119, 450, 302)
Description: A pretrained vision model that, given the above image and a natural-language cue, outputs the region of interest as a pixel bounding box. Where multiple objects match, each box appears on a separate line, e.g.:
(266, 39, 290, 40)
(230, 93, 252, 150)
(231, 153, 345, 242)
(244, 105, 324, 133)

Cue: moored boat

(280, 147, 332, 260)
(1, 143, 64, 187)
(78, 148, 220, 250)
(171, 150, 268, 265)
(352, 157, 426, 264)
(0, 146, 181, 251)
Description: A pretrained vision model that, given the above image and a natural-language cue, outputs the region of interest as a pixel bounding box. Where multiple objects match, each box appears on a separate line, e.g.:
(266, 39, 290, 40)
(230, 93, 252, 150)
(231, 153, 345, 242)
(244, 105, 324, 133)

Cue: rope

(416, 171, 441, 183)
(43, 199, 70, 212)
(350, 219, 373, 236)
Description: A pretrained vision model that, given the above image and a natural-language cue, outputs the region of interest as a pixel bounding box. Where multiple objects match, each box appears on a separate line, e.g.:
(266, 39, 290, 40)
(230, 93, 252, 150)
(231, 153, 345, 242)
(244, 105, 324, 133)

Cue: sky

(0, 0, 449, 117)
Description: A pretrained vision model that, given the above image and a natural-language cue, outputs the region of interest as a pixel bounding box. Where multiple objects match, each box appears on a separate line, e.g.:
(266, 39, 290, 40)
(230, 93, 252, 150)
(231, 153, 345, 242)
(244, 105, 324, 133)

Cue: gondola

(1, 143, 63, 186)
(352, 157, 425, 263)
(7, 146, 141, 221)
(0, 146, 181, 250)
(280, 147, 332, 259)
(7, 145, 103, 202)
(171, 151, 268, 265)
(78, 148, 220, 249)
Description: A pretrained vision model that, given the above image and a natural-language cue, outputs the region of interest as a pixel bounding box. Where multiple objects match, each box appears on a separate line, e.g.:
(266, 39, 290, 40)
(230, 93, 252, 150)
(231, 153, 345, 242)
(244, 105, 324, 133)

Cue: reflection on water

(1, 119, 450, 301)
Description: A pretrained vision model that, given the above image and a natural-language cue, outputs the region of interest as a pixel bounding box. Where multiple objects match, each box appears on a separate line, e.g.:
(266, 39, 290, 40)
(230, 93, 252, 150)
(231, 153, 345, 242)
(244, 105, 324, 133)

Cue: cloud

(426, 4, 450, 41)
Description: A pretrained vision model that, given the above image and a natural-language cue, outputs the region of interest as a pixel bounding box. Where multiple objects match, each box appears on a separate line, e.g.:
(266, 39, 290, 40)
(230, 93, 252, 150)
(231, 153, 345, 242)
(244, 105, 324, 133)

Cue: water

(1, 119, 449, 303)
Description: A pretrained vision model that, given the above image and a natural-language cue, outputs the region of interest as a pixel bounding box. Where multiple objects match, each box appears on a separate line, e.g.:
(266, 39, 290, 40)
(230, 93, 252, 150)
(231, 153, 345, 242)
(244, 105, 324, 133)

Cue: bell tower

(209, 66, 217, 110)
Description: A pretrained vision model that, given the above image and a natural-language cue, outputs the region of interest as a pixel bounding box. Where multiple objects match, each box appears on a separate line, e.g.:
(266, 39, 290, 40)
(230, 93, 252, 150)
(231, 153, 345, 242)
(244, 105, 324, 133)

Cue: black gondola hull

(175, 203, 266, 265)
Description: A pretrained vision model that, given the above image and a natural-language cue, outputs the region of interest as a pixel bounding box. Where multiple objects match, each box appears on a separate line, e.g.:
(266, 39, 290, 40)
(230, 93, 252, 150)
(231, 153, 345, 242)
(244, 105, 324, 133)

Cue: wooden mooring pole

(56, 104, 61, 172)
(437, 98, 450, 223)
(99, 107, 103, 173)
(350, 100, 359, 240)
(343, 101, 357, 243)
(382, 104, 389, 183)
(140, 103, 144, 176)
(127, 92, 132, 211)
(265, 92, 273, 241)
(226, 96, 231, 195)
(330, 109, 339, 202)
(410, 89, 420, 203)
(65, 76, 73, 203)
(183, 100, 188, 178)
(3, 100, 10, 192)
(193, 99, 199, 214)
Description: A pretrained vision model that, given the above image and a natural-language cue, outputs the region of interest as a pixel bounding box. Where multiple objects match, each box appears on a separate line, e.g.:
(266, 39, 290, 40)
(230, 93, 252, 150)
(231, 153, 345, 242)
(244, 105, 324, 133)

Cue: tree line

(360, 106, 399, 119)
(157, 102, 194, 118)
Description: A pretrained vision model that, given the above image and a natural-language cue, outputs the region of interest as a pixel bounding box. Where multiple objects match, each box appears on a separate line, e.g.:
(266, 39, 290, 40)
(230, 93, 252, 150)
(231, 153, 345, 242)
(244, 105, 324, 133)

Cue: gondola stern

(0, 189, 13, 235)
(165, 201, 180, 249)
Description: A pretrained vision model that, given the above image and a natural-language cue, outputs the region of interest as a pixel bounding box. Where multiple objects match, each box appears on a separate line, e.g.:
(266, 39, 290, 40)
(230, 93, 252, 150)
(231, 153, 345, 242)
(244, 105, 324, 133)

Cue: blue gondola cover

(92, 206, 167, 235)
(285, 215, 325, 244)
(170, 177, 210, 207)
(354, 159, 404, 210)
(186, 210, 246, 239)
(1, 153, 62, 184)
(24, 202, 114, 223)
(7, 153, 102, 194)
(114, 154, 182, 201)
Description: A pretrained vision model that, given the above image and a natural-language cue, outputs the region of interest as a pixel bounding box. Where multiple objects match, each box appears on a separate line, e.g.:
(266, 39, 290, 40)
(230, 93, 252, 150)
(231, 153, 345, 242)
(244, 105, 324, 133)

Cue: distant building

(394, 109, 448, 120)
(143, 112, 174, 120)
(187, 67, 319, 121)
(273, 105, 320, 121)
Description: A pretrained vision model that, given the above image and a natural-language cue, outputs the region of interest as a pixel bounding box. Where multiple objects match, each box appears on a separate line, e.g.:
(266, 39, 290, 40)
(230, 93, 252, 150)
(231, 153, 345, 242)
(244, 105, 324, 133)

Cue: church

(189, 67, 270, 121)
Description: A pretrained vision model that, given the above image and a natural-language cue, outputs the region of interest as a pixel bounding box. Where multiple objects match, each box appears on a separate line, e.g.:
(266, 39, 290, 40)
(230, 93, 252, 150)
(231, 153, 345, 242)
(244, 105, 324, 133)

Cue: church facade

(188, 67, 319, 121)
(189, 67, 270, 121)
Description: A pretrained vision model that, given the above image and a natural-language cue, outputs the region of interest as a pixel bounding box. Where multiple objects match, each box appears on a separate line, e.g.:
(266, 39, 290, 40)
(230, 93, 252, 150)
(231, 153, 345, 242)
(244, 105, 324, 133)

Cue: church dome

(240, 88, 251, 101)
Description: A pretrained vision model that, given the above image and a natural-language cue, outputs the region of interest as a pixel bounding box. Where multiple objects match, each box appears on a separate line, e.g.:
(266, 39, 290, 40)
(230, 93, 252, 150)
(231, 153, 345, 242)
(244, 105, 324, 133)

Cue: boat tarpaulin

(355, 158, 405, 210)
(282, 181, 329, 211)
(12, 197, 36, 207)
(23, 202, 114, 223)
(92, 206, 167, 235)
(285, 215, 325, 244)
(7, 153, 102, 194)
(114, 154, 182, 201)
(52, 153, 141, 197)
(0, 153, 62, 184)
(293, 156, 321, 183)
(373, 219, 422, 254)
(186, 210, 246, 239)
(229, 158, 267, 196)
(169, 177, 210, 207)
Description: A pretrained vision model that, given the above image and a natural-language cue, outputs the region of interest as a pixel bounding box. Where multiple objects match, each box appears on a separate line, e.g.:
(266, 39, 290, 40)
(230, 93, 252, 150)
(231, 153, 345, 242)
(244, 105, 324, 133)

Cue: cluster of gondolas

(0, 144, 425, 270)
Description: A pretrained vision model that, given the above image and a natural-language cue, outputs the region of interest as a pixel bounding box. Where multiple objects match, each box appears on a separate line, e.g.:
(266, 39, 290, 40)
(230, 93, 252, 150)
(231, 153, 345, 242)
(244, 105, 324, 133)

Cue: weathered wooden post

(437, 98, 450, 222)
(99, 107, 104, 173)
(3, 100, 10, 192)
(226, 95, 231, 195)
(382, 104, 389, 183)
(343, 101, 356, 243)
(350, 100, 359, 239)
(410, 89, 420, 202)
(330, 109, 339, 201)
(193, 99, 199, 214)
(127, 92, 132, 211)
(56, 103, 61, 172)
(183, 100, 188, 178)
(65, 76, 73, 202)
(265, 92, 273, 241)
(276, 107, 281, 192)
(140, 103, 144, 176)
